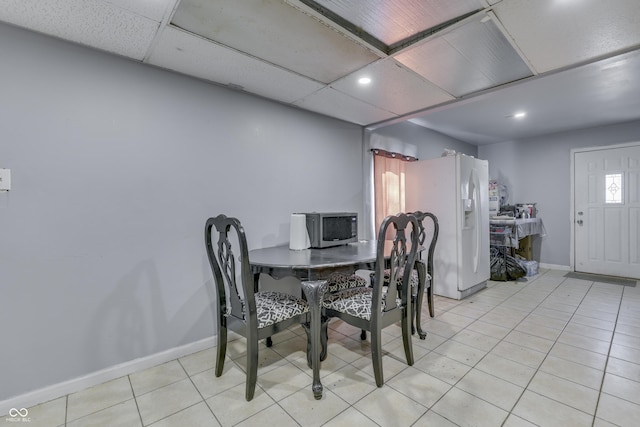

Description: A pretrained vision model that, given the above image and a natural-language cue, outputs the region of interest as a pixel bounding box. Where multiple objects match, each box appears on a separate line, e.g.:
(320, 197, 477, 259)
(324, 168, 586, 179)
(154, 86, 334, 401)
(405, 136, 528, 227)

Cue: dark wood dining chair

(408, 211, 438, 338)
(322, 212, 419, 387)
(372, 211, 439, 339)
(325, 272, 368, 293)
(204, 214, 309, 401)
(324, 272, 370, 341)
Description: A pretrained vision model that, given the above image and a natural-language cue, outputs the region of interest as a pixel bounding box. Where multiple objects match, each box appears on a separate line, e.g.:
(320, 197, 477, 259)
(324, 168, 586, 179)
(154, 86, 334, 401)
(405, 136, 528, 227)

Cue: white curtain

(363, 132, 418, 239)
(374, 154, 407, 238)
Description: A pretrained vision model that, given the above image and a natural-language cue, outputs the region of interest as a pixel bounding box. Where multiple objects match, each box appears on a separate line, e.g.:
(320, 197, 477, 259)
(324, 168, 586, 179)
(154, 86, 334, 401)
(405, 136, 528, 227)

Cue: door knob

(577, 219, 583, 225)
(577, 211, 583, 215)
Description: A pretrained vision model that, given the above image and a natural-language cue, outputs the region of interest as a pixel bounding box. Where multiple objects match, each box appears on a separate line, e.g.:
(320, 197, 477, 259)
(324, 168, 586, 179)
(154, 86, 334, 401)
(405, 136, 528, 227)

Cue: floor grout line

(9, 269, 640, 426)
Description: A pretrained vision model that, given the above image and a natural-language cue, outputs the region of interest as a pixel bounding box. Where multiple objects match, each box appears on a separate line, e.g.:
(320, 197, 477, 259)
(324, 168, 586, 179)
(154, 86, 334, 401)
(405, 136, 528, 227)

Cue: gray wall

(368, 114, 640, 269)
(368, 121, 478, 160)
(361, 122, 477, 238)
(0, 23, 364, 400)
(478, 120, 640, 266)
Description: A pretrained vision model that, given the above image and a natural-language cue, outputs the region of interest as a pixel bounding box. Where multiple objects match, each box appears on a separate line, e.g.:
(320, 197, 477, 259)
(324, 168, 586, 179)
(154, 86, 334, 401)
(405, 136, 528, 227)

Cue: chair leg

(215, 325, 227, 377)
(402, 310, 415, 366)
(360, 329, 367, 340)
(411, 294, 417, 335)
(414, 263, 428, 339)
(371, 329, 384, 387)
(414, 292, 427, 340)
(427, 285, 434, 318)
(245, 338, 259, 401)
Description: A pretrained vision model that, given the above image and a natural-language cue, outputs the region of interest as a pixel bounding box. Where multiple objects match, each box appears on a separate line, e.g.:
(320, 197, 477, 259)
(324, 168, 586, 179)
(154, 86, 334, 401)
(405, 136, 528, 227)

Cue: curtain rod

(371, 148, 418, 161)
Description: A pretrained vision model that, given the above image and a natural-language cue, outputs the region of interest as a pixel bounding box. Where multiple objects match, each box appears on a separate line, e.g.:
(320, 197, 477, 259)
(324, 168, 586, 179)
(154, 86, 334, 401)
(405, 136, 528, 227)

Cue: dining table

(248, 240, 424, 399)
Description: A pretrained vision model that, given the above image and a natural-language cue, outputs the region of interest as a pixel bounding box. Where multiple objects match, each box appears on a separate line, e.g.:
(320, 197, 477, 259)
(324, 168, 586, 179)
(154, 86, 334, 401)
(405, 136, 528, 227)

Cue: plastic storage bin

(519, 260, 538, 276)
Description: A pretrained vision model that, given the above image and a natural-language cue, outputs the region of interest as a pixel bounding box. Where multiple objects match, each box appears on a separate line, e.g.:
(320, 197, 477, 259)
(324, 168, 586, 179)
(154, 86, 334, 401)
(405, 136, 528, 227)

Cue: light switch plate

(0, 168, 11, 191)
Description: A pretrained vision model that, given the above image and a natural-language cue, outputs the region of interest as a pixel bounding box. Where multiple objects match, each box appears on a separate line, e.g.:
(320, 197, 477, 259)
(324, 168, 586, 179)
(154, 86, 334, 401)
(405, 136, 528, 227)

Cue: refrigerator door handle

(471, 168, 481, 273)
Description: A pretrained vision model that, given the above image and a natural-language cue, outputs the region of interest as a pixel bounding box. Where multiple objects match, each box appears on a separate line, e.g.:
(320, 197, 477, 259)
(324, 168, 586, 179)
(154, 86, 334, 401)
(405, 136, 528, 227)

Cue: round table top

(248, 240, 379, 270)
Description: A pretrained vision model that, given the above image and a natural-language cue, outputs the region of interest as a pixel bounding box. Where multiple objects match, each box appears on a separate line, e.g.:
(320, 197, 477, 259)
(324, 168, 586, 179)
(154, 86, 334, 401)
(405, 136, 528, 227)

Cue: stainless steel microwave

(303, 212, 358, 248)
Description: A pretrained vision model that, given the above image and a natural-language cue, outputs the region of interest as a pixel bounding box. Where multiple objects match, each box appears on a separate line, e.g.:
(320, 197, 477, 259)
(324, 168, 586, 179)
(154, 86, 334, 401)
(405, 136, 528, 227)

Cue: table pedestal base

(303, 316, 329, 364)
(300, 280, 328, 400)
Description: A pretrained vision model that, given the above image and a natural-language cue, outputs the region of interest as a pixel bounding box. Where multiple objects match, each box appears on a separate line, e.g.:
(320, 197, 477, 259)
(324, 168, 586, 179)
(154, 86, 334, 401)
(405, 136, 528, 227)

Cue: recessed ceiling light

(358, 77, 372, 85)
(506, 111, 526, 119)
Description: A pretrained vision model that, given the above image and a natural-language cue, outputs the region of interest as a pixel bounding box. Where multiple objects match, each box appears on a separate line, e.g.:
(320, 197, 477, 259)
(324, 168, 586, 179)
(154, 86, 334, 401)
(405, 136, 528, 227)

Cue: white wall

(0, 23, 364, 401)
(479, 120, 640, 266)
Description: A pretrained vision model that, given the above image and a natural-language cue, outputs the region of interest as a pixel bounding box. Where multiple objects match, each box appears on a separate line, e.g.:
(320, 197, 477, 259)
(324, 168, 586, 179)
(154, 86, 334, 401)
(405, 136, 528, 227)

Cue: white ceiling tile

(294, 87, 397, 125)
(1, 0, 638, 140)
(102, 0, 176, 22)
(171, 0, 381, 84)
(394, 17, 532, 97)
(147, 26, 325, 104)
(312, 0, 485, 45)
(408, 49, 640, 144)
(0, 0, 159, 60)
(493, 0, 640, 73)
(444, 18, 533, 82)
(331, 59, 454, 116)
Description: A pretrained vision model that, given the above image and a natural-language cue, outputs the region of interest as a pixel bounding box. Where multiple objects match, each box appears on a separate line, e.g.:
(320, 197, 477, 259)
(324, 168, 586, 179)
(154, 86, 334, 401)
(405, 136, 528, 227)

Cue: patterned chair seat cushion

(383, 268, 423, 288)
(325, 272, 368, 293)
(323, 287, 401, 321)
(254, 291, 309, 328)
(382, 264, 432, 294)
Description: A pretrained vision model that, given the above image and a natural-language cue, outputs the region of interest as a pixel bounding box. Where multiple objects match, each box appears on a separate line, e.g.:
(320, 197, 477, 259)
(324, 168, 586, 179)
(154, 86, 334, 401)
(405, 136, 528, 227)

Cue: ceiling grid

(1, 0, 639, 143)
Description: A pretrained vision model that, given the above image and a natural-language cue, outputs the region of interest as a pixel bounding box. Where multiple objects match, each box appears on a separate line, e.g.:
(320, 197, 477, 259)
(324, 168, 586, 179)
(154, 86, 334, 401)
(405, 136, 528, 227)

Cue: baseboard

(539, 263, 571, 271)
(0, 336, 217, 416)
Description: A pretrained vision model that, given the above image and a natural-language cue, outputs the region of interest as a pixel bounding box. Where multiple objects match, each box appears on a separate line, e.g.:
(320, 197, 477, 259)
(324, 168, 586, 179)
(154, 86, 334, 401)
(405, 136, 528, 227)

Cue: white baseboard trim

(0, 336, 217, 416)
(539, 263, 571, 271)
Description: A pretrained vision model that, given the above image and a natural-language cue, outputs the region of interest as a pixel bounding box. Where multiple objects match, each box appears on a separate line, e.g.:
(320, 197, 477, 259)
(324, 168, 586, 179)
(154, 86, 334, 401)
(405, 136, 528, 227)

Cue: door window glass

(605, 173, 623, 204)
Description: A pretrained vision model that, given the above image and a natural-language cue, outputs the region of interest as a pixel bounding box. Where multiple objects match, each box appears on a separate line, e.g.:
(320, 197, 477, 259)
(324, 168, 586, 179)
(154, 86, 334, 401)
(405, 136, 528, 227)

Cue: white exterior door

(574, 144, 640, 279)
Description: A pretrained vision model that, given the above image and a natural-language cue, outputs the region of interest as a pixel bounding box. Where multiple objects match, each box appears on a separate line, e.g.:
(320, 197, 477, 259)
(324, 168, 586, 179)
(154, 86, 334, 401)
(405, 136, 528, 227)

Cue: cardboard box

(515, 235, 533, 260)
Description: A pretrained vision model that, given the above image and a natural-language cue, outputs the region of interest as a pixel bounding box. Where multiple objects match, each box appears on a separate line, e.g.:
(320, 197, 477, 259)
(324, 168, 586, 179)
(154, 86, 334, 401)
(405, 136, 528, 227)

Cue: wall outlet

(0, 168, 11, 191)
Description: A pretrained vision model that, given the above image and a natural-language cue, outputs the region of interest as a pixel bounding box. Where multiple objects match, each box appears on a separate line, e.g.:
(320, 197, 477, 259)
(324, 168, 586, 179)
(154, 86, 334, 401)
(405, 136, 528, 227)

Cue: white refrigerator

(405, 154, 490, 300)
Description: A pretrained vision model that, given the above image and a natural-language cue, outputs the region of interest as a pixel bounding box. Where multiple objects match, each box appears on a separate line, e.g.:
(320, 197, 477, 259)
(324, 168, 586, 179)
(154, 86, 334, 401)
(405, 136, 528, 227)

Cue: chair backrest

(410, 211, 439, 274)
(372, 213, 420, 314)
(205, 214, 257, 328)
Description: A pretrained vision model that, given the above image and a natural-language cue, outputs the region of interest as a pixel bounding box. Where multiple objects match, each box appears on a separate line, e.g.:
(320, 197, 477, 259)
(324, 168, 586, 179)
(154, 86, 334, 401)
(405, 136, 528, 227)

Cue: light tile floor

(4, 269, 640, 426)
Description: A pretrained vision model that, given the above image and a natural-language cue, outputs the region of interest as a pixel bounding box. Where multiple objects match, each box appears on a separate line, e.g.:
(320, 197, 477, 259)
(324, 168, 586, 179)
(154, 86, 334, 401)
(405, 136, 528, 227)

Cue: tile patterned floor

(4, 269, 640, 426)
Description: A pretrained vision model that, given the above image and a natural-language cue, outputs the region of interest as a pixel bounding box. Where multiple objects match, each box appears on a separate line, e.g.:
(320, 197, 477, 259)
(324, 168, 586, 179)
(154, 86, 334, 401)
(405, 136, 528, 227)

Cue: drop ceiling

(2, 0, 640, 144)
